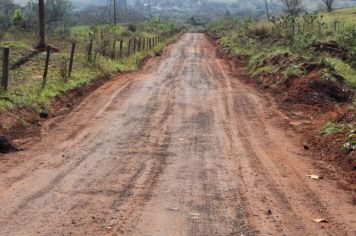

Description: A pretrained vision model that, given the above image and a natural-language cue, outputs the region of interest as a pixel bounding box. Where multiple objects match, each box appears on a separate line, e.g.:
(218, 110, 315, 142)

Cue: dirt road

(0, 33, 355, 236)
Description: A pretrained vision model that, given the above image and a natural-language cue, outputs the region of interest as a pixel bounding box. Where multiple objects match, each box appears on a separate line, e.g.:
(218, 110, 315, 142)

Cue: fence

(0, 28, 182, 93)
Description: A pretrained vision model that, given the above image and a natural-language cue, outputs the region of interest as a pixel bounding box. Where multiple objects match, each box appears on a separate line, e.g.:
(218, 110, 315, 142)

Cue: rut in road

(0, 33, 355, 236)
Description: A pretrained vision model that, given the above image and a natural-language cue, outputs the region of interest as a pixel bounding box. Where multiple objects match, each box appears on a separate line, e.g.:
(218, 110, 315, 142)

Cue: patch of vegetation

(252, 65, 274, 76)
(0, 21, 181, 111)
(321, 121, 346, 135)
(342, 132, 356, 153)
(323, 57, 356, 89)
(284, 64, 304, 78)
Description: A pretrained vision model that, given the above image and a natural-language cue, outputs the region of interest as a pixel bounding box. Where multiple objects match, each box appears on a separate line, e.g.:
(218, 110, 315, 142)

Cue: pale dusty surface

(0, 33, 355, 236)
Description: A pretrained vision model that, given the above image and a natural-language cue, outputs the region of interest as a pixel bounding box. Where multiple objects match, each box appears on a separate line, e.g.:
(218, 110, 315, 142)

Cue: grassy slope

(321, 8, 356, 25)
(208, 9, 356, 155)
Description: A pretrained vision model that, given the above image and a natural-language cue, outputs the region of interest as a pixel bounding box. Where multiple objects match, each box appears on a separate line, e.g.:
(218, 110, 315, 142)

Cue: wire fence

(0, 28, 182, 96)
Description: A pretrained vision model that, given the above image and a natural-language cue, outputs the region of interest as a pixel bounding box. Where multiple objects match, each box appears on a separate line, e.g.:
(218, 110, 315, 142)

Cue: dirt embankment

(0, 75, 110, 148)
(208, 35, 356, 183)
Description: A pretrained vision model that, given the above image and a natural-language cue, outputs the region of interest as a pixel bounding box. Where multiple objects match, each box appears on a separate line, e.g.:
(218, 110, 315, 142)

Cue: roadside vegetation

(208, 6, 356, 159)
(0, 20, 180, 111)
(0, 0, 182, 137)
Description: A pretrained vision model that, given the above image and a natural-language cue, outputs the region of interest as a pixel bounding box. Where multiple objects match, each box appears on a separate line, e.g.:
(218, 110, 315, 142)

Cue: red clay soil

(0, 75, 111, 147)
(214, 41, 356, 184)
(311, 41, 348, 60)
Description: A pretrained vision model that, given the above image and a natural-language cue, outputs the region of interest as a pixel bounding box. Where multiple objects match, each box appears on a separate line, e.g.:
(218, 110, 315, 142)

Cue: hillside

(13, 0, 356, 18)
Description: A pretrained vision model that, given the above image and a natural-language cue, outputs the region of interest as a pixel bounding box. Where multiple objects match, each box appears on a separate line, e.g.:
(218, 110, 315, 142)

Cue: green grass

(321, 121, 346, 135)
(284, 64, 304, 78)
(324, 57, 356, 89)
(252, 65, 274, 76)
(321, 8, 356, 26)
(0, 21, 181, 112)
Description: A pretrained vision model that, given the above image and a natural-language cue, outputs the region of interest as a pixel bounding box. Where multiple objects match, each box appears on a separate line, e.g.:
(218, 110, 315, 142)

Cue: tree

(113, 0, 117, 24)
(38, 0, 46, 49)
(264, 0, 270, 20)
(280, 0, 304, 16)
(46, 0, 72, 23)
(12, 9, 25, 26)
(322, 0, 334, 12)
(0, 0, 17, 29)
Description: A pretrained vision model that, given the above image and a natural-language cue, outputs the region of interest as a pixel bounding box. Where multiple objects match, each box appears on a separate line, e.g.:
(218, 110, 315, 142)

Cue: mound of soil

(311, 42, 348, 60)
(284, 69, 352, 106)
(0, 136, 18, 153)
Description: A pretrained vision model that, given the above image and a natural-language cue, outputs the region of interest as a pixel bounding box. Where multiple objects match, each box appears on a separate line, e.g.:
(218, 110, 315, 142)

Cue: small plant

(128, 23, 137, 32)
(342, 132, 356, 153)
(321, 122, 344, 135)
(284, 65, 303, 78)
(252, 65, 274, 76)
(249, 22, 273, 38)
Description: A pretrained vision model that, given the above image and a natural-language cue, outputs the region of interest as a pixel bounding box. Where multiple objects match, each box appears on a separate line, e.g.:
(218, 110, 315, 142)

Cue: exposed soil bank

(208, 34, 355, 184)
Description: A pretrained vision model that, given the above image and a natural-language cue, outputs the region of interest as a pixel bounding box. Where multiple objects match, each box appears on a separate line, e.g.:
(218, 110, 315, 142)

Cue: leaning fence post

(1, 47, 9, 91)
(42, 46, 51, 88)
(68, 43, 76, 79)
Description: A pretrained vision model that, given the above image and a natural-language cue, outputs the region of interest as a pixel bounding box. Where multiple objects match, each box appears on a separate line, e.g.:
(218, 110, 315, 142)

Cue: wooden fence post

(1, 47, 9, 91)
(133, 38, 136, 54)
(127, 39, 131, 57)
(88, 37, 93, 62)
(138, 38, 141, 52)
(111, 40, 116, 59)
(68, 43, 76, 79)
(119, 39, 123, 59)
(42, 46, 51, 88)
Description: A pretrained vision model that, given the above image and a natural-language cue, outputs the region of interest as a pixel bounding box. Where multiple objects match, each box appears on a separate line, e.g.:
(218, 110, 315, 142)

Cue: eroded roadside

(0, 33, 355, 236)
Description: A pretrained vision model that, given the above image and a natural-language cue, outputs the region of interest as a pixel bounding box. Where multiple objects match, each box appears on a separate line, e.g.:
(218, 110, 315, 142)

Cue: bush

(338, 25, 356, 67)
(127, 23, 137, 32)
(338, 25, 356, 49)
(249, 22, 273, 37)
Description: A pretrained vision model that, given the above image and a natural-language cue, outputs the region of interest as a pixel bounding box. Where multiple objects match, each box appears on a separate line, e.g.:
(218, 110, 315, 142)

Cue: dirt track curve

(0, 33, 355, 236)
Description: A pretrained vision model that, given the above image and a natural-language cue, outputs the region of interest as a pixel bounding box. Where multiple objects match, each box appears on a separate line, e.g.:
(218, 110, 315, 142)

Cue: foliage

(323, 57, 356, 89)
(12, 9, 25, 26)
(252, 65, 274, 76)
(321, 121, 348, 135)
(0, 20, 181, 111)
(284, 64, 303, 78)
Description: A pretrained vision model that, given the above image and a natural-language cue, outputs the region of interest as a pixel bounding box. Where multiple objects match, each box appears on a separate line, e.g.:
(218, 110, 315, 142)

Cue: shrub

(338, 25, 356, 49)
(249, 22, 273, 38)
(338, 25, 356, 67)
(321, 122, 344, 135)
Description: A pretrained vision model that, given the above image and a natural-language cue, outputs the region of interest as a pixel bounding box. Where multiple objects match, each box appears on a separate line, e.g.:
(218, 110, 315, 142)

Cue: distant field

(321, 8, 356, 25)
